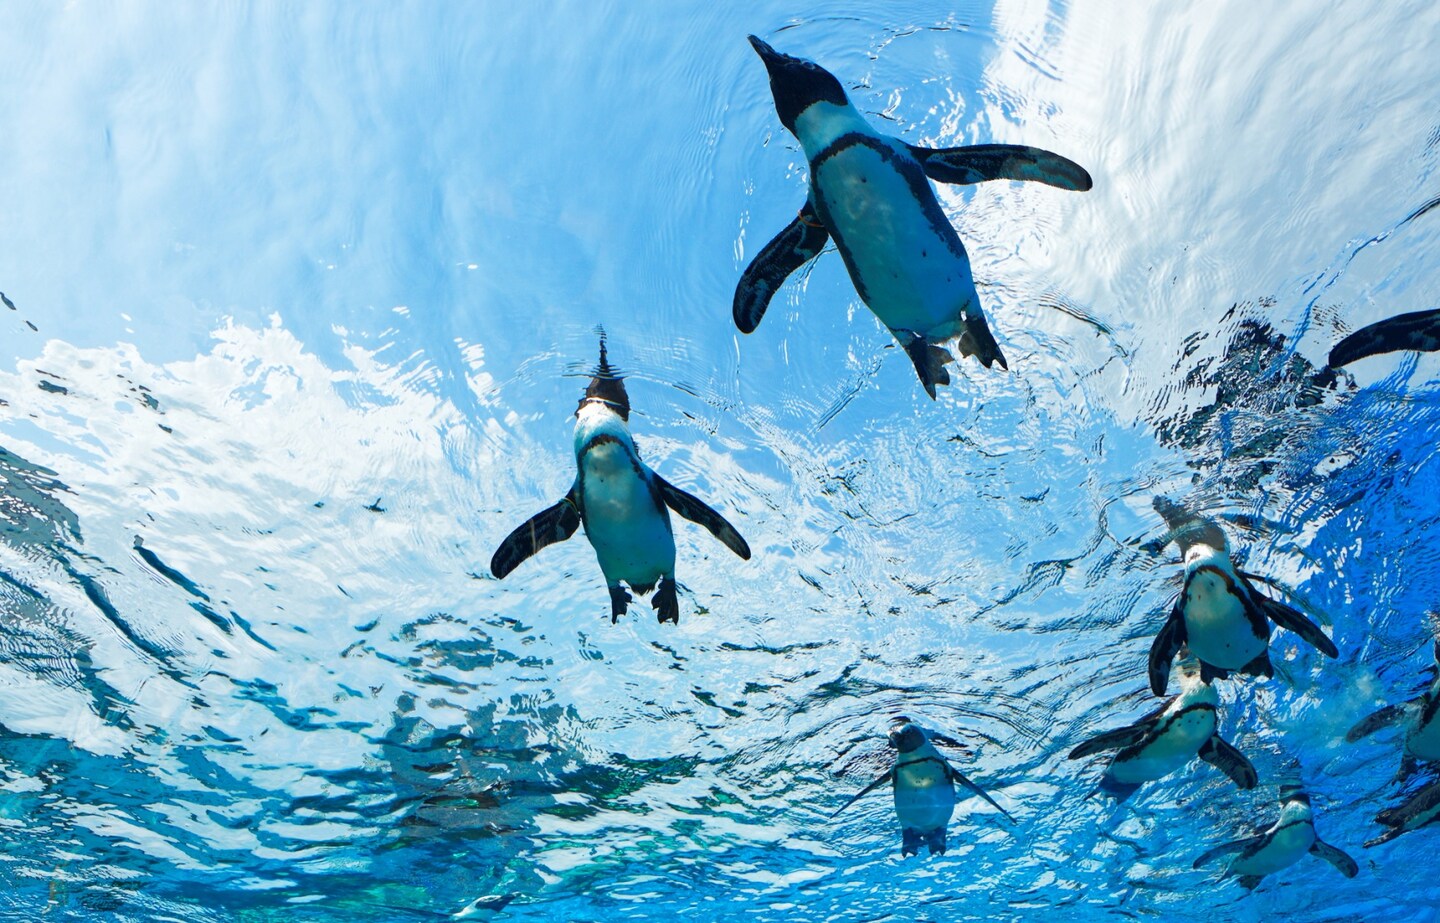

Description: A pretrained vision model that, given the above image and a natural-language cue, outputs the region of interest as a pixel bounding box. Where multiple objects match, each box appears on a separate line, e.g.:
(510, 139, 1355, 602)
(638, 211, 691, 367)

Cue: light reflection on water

(3, 0, 1440, 920)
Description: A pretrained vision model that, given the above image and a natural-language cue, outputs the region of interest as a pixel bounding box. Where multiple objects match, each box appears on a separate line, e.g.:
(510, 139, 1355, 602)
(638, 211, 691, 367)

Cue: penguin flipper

(1376, 778, 1440, 831)
(1148, 603, 1187, 695)
(1328, 307, 1440, 369)
(830, 769, 894, 818)
(1192, 834, 1265, 870)
(907, 143, 1094, 192)
(1067, 720, 1155, 759)
(1345, 702, 1408, 743)
(1309, 839, 1359, 878)
(1251, 591, 1338, 658)
(946, 765, 1016, 823)
(733, 202, 830, 334)
(652, 475, 751, 560)
(490, 489, 582, 578)
(1198, 735, 1258, 790)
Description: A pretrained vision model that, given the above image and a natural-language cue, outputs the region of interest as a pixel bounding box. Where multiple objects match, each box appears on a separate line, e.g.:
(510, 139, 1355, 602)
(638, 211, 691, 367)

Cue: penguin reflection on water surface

(1192, 784, 1358, 890)
(831, 716, 1014, 857)
(737, 36, 1092, 398)
(489, 343, 751, 624)
(1147, 497, 1338, 695)
(1068, 656, 1256, 799)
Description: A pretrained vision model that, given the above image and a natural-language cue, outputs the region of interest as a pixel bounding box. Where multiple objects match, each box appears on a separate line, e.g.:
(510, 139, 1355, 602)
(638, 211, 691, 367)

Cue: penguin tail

(955, 313, 1008, 371)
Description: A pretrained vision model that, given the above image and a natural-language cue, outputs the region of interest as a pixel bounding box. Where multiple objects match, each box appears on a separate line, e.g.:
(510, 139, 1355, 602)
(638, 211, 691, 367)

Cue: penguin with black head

(737, 36, 1092, 397)
(490, 340, 751, 624)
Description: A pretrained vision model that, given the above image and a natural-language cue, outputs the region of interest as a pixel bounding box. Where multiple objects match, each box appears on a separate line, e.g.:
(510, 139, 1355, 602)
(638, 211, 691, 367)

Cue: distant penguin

(490, 341, 752, 624)
(1346, 638, 1440, 782)
(1147, 497, 1338, 694)
(830, 716, 1014, 857)
(1366, 775, 1440, 848)
(1192, 784, 1358, 889)
(737, 36, 1092, 398)
(1068, 656, 1256, 799)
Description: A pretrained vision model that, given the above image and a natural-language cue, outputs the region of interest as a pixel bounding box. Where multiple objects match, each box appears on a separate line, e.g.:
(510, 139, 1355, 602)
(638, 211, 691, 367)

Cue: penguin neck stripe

(809, 132, 885, 171)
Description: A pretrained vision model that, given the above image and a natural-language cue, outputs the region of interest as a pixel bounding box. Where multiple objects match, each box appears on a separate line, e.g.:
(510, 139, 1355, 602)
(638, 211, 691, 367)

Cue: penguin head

(1152, 496, 1228, 554)
(577, 339, 630, 421)
(887, 716, 927, 753)
(1278, 782, 1310, 807)
(748, 35, 849, 134)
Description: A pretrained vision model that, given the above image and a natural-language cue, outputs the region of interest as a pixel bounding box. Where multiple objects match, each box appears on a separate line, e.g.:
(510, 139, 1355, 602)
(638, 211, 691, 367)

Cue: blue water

(3, 1, 1440, 920)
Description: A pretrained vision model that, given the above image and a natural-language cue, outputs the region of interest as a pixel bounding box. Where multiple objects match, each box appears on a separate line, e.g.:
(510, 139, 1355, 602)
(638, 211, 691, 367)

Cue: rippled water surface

(3, 2, 1440, 920)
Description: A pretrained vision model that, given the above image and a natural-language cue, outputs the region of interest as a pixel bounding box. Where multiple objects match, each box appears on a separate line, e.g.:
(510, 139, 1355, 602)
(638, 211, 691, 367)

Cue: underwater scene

(3, 1, 1440, 920)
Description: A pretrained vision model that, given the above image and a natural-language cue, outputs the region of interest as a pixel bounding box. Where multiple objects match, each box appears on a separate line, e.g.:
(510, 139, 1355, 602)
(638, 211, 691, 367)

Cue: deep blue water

(3, 2, 1440, 920)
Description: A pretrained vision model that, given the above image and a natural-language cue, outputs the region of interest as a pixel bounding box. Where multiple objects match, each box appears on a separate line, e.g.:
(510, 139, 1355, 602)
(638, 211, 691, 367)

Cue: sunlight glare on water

(2, 1, 1440, 921)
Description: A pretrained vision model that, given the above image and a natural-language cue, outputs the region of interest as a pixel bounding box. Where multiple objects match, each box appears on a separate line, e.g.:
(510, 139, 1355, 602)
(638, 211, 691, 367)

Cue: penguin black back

(579, 339, 630, 421)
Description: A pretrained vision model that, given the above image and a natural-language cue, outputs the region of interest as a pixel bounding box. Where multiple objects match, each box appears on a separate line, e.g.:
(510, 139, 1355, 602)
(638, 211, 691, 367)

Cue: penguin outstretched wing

(652, 475, 752, 560)
(906, 143, 1093, 192)
(945, 765, 1016, 823)
(1369, 778, 1440, 847)
(490, 487, 582, 579)
(1327, 307, 1440, 369)
(1345, 702, 1410, 743)
(829, 769, 894, 818)
(1192, 834, 1266, 871)
(734, 201, 830, 334)
(1067, 705, 1168, 759)
(1309, 839, 1359, 877)
(1198, 736, 1258, 789)
(1148, 599, 1188, 695)
(1246, 587, 1338, 658)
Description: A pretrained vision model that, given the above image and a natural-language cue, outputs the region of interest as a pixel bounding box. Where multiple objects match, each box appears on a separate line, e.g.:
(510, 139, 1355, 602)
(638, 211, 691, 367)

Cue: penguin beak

(748, 34, 795, 81)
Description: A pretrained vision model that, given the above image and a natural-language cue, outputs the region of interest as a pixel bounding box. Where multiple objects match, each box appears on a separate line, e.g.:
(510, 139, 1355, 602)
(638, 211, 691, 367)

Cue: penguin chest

(579, 446, 675, 585)
(1182, 570, 1267, 670)
(812, 141, 976, 339)
(892, 760, 955, 831)
(1229, 822, 1315, 877)
(1407, 704, 1440, 761)
(1109, 708, 1216, 784)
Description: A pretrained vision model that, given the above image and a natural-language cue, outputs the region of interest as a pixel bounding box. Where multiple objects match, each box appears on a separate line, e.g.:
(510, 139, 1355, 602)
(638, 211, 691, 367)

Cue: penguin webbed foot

(901, 334, 954, 400)
(900, 828, 922, 857)
(955, 319, 1008, 372)
(924, 829, 947, 855)
(652, 577, 679, 625)
(1237, 875, 1263, 891)
(608, 585, 632, 624)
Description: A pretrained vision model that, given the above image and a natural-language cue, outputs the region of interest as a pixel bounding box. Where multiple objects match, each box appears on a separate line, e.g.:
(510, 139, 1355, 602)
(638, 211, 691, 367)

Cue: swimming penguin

(1147, 497, 1338, 695)
(1366, 775, 1440, 847)
(1068, 655, 1257, 799)
(1192, 784, 1358, 889)
(489, 342, 752, 624)
(737, 36, 1092, 398)
(1346, 638, 1440, 782)
(830, 715, 1015, 856)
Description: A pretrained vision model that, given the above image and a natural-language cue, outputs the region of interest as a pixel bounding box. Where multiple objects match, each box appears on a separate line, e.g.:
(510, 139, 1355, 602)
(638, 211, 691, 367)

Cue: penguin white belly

(1407, 710, 1440, 761)
(814, 144, 977, 340)
(1183, 571, 1265, 670)
(580, 444, 675, 587)
(893, 760, 955, 831)
(1109, 709, 1216, 784)
(1229, 822, 1314, 876)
